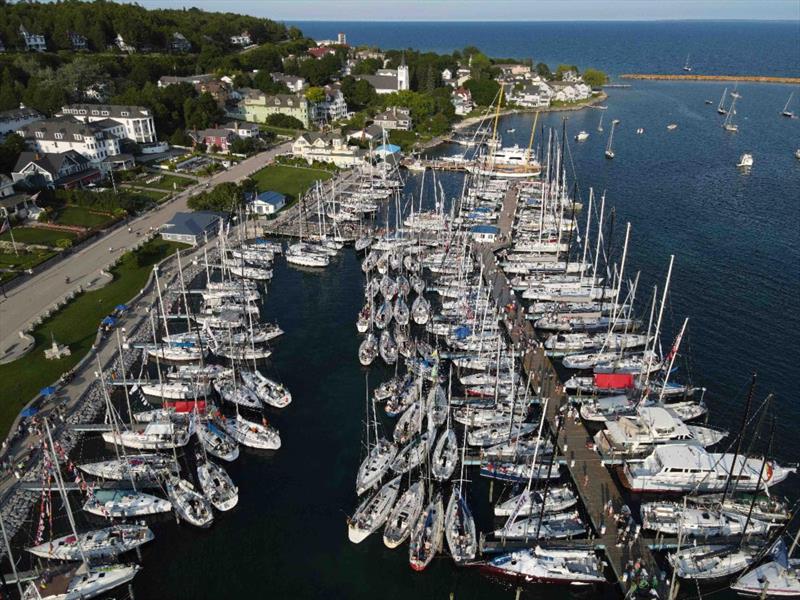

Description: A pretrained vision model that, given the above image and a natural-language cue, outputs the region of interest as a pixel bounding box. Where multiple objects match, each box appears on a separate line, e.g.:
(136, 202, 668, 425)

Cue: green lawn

(0, 238, 188, 437)
(55, 206, 116, 230)
(0, 250, 57, 283)
(0, 227, 76, 246)
(250, 164, 333, 205)
(140, 173, 194, 191)
(259, 125, 302, 137)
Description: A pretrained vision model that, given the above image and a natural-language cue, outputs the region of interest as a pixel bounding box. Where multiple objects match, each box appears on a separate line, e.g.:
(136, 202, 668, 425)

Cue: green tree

(469, 52, 493, 80)
(352, 58, 381, 76)
(0, 68, 19, 111)
(183, 92, 224, 130)
(0, 135, 26, 174)
(265, 114, 304, 129)
(535, 62, 552, 80)
(582, 69, 608, 88)
(305, 86, 326, 104)
(555, 64, 580, 80)
(340, 76, 377, 112)
(252, 71, 290, 95)
(464, 78, 501, 107)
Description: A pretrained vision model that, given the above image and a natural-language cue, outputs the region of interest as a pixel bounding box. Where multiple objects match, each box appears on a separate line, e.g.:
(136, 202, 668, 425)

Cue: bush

(265, 114, 305, 130)
(55, 238, 73, 249)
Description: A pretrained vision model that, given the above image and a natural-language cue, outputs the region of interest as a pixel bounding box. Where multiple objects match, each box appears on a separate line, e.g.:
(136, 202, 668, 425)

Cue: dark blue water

(83, 22, 800, 600)
(293, 21, 800, 78)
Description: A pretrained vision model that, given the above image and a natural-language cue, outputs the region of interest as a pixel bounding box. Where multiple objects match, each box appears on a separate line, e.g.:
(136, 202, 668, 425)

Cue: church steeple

(397, 52, 409, 91)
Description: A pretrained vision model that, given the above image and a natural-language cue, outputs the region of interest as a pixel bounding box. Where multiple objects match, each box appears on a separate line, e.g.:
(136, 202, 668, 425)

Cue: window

(35, 132, 43, 139)
(73, 134, 81, 141)
(54, 133, 63, 140)
(91, 110, 99, 116)
(79, 109, 87, 115)
(121, 111, 129, 117)
(101, 111, 109, 116)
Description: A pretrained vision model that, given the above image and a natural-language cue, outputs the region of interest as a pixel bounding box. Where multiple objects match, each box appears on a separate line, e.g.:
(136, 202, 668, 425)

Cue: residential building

(311, 84, 348, 124)
(17, 118, 121, 165)
(356, 58, 410, 95)
(508, 82, 552, 108)
(548, 80, 591, 103)
(158, 74, 216, 88)
(223, 121, 260, 138)
(229, 32, 252, 47)
(495, 64, 532, 77)
(195, 79, 230, 107)
(308, 46, 336, 60)
(455, 68, 472, 86)
(241, 92, 311, 128)
(188, 128, 238, 152)
(270, 73, 306, 93)
(60, 104, 157, 144)
(355, 49, 384, 61)
(12, 150, 100, 190)
(0, 107, 43, 138)
(0, 175, 14, 198)
(561, 70, 580, 83)
(248, 191, 286, 216)
(0, 193, 41, 221)
(115, 33, 135, 53)
(171, 32, 192, 53)
(373, 107, 412, 131)
(292, 132, 366, 167)
(160, 211, 223, 246)
(346, 124, 384, 143)
(315, 32, 347, 47)
(19, 25, 46, 52)
(451, 87, 474, 116)
(68, 31, 88, 50)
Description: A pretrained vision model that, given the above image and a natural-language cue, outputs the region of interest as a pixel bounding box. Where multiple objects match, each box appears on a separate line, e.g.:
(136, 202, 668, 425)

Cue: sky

(123, 0, 800, 22)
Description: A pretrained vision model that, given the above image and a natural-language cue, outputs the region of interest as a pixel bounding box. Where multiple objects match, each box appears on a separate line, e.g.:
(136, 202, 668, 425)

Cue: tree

(265, 114, 304, 129)
(340, 76, 377, 112)
(352, 58, 381, 76)
(304, 86, 326, 104)
(0, 68, 19, 111)
(555, 64, 580, 80)
(464, 78, 501, 107)
(535, 62, 552, 80)
(230, 137, 259, 155)
(582, 69, 608, 88)
(183, 92, 224, 130)
(469, 52, 493, 80)
(0, 135, 25, 174)
(253, 71, 290, 95)
(187, 181, 245, 212)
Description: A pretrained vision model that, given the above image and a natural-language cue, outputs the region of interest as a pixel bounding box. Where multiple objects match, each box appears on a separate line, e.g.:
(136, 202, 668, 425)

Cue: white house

(0, 106, 43, 138)
(373, 107, 412, 131)
(270, 73, 306, 93)
(161, 212, 222, 246)
(115, 33, 135, 53)
(292, 132, 366, 167)
(311, 84, 348, 124)
(12, 150, 100, 189)
(19, 26, 46, 52)
(17, 118, 121, 165)
(230, 32, 252, 47)
(60, 104, 158, 144)
(356, 58, 410, 95)
(248, 191, 286, 216)
(549, 81, 591, 103)
(452, 87, 474, 116)
(508, 82, 553, 108)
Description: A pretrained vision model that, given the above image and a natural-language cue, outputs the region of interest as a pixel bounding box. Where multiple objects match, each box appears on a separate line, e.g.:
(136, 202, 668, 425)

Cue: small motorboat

(737, 153, 754, 168)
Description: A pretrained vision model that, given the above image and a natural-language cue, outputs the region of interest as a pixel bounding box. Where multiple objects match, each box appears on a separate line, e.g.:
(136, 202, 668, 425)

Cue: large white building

(59, 104, 157, 144)
(19, 25, 46, 52)
(17, 117, 121, 165)
(292, 132, 366, 167)
(356, 58, 410, 95)
(0, 106, 43, 138)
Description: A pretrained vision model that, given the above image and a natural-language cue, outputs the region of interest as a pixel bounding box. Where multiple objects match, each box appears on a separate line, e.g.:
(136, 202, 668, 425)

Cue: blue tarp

(114, 304, 128, 312)
(101, 316, 117, 326)
(21, 406, 38, 417)
(39, 386, 56, 397)
(453, 325, 472, 340)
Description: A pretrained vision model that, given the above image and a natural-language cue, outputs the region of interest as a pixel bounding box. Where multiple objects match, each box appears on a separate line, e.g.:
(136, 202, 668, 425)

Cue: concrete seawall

(621, 74, 800, 84)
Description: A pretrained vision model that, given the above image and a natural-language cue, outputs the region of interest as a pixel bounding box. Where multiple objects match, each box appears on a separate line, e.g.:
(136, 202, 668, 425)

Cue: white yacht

(737, 153, 754, 168)
(22, 563, 140, 600)
(482, 546, 606, 584)
(83, 489, 172, 518)
(348, 476, 401, 543)
(575, 131, 589, 142)
(101, 421, 191, 451)
(27, 524, 153, 561)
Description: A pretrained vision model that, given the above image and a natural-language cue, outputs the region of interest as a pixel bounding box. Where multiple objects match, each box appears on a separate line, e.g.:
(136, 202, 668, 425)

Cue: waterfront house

(241, 92, 311, 128)
(68, 31, 88, 51)
(12, 150, 100, 190)
(271, 73, 307, 93)
(59, 104, 158, 144)
(508, 82, 553, 108)
(549, 81, 591, 103)
(19, 25, 46, 52)
(373, 107, 412, 131)
(452, 87, 474, 116)
(495, 63, 532, 77)
(248, 191, 286, 216)
(292, 132, 366, 167)
(171, 32, 192, 53)
(230, 32, 252, 47)
(346, 124, 384, 143)
(161, 211, 223, 246)
(223, 121, 260, 138)
(0, 106, 43, 139)
(356, 58, 410, 95)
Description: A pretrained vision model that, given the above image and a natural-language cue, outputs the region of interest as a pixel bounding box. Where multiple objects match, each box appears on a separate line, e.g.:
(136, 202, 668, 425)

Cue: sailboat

(445, 418, 476, 563)
(165, 476, 214, 527)
(27, 524, 153, 561)
(384, 480, 425, 548)
(731, 536, 800, 596)
(781, 92, 795, 117)
(348, 476, 401, 543)
(683, 53, 692, 72)
(197, 455, 239, 511)
(605, 119, 619, 159)
(597, 113, 604, 132)
(723, 96, 739, 132)
(409, 492, 445, 571)
(717, 87, 728, 114)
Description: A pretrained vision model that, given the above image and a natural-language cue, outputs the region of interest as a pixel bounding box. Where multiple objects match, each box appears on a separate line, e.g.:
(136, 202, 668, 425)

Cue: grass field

(0, 250, 57, 283)
(140, 173, 194, 191)
(0, 238, 187, 437)
(0, 227, 76, 246)
(250, 164, 332, 206)
(55, 206, 116, 230)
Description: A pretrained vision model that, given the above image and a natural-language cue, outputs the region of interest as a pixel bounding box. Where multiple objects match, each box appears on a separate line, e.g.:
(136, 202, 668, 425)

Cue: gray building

(160, 211, 223, 246)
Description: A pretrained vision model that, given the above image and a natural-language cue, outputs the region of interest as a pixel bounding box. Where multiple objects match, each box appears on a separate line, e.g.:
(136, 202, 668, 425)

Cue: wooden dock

(474, 181, 667, 598)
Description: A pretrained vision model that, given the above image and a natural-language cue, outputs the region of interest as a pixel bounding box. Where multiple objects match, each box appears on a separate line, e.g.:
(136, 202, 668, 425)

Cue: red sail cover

(594, 373, 634, 389)
(164, 400, 207, 413)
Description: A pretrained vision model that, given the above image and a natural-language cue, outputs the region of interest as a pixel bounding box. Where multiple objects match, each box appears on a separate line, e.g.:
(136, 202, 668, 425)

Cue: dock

(401, 158, 473, 172)
(474, 180, 667, 597)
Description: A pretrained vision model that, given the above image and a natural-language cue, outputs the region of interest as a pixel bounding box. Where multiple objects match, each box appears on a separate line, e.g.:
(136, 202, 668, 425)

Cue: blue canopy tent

(20, 406, 38, 418)
(101, 316, 117, 327)
(114, 304, 128, 312)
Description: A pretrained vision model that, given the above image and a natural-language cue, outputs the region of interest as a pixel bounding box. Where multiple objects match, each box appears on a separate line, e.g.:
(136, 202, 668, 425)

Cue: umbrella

(20, 406, 38, 417)
(101, 316, 117, 326)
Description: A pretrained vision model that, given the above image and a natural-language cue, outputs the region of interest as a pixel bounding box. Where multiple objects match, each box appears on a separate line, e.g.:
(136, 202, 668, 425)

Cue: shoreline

(621, 74, 800, 84)
(416, 92, 608, 151)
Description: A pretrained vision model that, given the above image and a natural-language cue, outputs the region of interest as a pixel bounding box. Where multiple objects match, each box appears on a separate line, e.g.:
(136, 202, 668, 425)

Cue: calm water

(23, 22, 800, 600)
(292, 21, 800, 78)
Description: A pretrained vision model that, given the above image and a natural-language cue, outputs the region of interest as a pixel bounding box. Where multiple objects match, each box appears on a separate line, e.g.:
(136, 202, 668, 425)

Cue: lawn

(0, 227, 76, 246)
(140, 173, 194, 191)
(250, 164, 333, 205)
(259, 125, 301, 137)
(55, 206, 116, 230)
(0, 238, 187, 437)
(0, 250, 57, 283)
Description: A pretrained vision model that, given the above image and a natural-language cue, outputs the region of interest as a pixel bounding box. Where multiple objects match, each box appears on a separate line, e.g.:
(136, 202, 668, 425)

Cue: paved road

(0, 142, 292, 359)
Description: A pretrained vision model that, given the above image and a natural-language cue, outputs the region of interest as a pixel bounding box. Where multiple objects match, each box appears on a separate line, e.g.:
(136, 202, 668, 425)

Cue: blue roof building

(160, 211, 223, 246)
(470, 224, 500, 243)
(248, 191, 286, 216)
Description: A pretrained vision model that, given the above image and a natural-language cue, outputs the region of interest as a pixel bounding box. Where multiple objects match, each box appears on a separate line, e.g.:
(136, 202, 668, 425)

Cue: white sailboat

(723, 96, 739, 132)
(348, 476, 401, 543)
(717, 87, 729, 114)
(409, 492, 444, 571)
(782, 92, 795, 117)
(165, 477, 214, 528)
(605, 119, 619, 159)
(27, 524, 153, 561)
(197, 457, 239, 511)
(682, 53, 692, 72)
(383, 480, 425, 549)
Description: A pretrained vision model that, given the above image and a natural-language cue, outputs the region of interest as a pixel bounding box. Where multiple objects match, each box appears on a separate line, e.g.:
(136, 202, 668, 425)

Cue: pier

(401, 158, 473, 172)
(621, 73, 800, 84)
(475, 180, 667, 598)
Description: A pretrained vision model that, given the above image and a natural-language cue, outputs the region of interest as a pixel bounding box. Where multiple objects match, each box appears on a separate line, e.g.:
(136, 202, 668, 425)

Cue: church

(355, 58, 410, 95)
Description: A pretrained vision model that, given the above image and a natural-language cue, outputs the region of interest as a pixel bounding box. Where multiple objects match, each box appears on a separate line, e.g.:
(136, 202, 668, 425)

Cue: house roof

(162, 211, 223, 237)
(308, 47, 335, 59)
(223, 121, 259, 131)
(356, 74, 398, 91)
(61, 104, 152, 119)
(18, 117, 111, 142)
(0, 107, 43, 125)
(471, 224, 500, 234)
(254, 191, 286, 206)
(13, 150, 89, 177)
(374, 107, 411, 121)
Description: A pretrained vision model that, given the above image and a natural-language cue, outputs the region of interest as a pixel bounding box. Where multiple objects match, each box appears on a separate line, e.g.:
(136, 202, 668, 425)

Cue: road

(0, 142, 291, 359)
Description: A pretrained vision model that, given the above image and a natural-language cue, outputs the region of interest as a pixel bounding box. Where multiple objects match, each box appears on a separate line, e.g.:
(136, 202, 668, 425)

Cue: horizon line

(286, 18, 798, 23)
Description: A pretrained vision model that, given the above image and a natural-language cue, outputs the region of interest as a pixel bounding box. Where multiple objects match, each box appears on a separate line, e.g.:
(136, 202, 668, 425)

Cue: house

(17, 118, 122, 166)
(158, 74, 216, 88)
(0, 193, 41, 221)
(373, 107, 412, 131)
(161, 211, 222, 246)
(315, 32, 347, 47)
(356, 58, 409, 94)
(346, 124, 384, 143)
(270, 73, 306, 93)
(223, 121, 260, 138)
(308, 46, 336, 60)
(229, 32, 252, 47)
(115, 33, 135, 53)
(470, 224, 500, 243)
(548, 81, 591, 103)
(355, 49, 384, 61)
(171, 32, 192, 53)
(188, 128, 238, 153)
(508, 82, 552, 108)
(495, 63, 531, 77)
(241, 92, 311, 128)
(0, 106, 43, 138)
(60, 104, 157, 144)
(561, 70, 580, 83)
(292, 132, 366, 167)
(195, 79, 230, 107)
(451, 87, 474, 116)
(0, 175, 13, 198)
(68, 31, 88, 51)
(248, 191, 286, 216)
(455, 68, 472, 86)
(311, 84, 348, 124)
(12, 150, 100, 189)
(19, 26, 46, 52)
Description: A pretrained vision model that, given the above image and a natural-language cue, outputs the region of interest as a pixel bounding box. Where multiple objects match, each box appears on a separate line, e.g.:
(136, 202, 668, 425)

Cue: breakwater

(621, 74, 800, 84)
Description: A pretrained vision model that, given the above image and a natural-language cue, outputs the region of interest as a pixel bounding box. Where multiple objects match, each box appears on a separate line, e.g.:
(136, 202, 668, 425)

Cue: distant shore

(621, 74, 800, 84)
